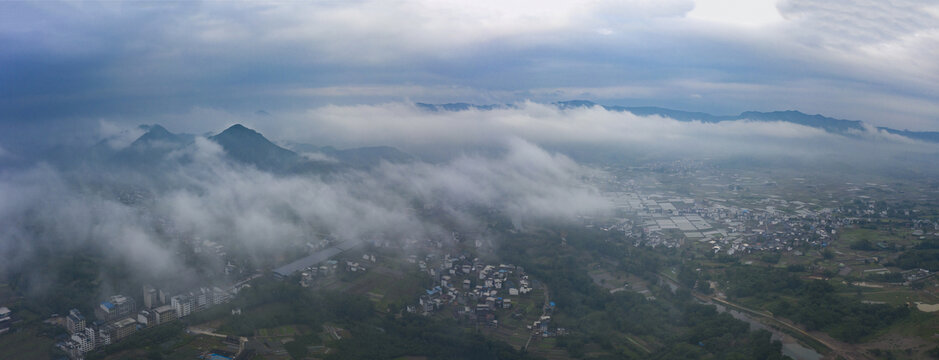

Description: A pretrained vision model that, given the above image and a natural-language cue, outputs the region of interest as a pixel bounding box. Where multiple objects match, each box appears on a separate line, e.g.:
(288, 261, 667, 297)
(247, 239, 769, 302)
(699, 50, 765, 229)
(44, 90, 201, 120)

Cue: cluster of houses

(57, 284, 235, 359)
(528, 312, 568, 338)
(601, 189, 859, 256)
(299, 260, 338, 287)
(409, 254, 532, 327)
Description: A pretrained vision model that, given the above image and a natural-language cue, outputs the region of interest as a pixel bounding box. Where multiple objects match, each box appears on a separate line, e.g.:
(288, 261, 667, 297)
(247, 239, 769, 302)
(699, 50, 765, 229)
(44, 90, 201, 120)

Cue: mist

(2, 100, 937, 301)
(0, 132, 610, 299)
(111, 101, 939, 170)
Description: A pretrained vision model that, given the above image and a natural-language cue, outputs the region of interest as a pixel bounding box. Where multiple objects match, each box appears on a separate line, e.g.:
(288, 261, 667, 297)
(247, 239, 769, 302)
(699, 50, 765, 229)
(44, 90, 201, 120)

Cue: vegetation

(889, 238, 939, 271)
(87, 323, 186, 360)
(721, 266, 909, 343)
(326, 315, 539, 360)
(498, 227, 789, 359)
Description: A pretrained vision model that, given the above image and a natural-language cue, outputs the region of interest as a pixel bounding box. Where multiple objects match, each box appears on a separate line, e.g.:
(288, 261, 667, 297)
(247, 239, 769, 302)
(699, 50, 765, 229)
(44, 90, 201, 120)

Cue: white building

(171, 295, 193, 318)
(71, 329, 95, 353)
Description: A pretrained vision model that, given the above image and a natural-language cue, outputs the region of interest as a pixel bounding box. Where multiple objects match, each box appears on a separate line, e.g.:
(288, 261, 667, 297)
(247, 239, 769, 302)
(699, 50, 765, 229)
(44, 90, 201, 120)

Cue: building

(195, 290, 209, 312)
(59, 341, 83, 360)
(211, 287, 231, 305)
(108, 317, 138, 342)
(66, 309, 86, 334)
(153, 305, 177, 325)
(94, 295, 136, 323)
(143, 285, 158, 309)
(158, 288, 168, 305)
(71, 329, 95, 353)
(0, 307, 11, 322)
(137, 310, 151, 327)
(96, 327, 111, 348)
(171, 294, 193, 318)
(0, 307, 11, 335)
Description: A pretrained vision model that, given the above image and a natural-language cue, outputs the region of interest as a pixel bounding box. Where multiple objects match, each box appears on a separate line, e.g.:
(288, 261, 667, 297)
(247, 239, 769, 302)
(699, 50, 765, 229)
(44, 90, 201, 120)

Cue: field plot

(0, 328, 55, 360)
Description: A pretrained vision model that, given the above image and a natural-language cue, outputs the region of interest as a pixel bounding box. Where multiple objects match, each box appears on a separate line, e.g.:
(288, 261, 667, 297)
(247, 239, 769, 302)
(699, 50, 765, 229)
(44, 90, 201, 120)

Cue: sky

(1, 0, 938, 151)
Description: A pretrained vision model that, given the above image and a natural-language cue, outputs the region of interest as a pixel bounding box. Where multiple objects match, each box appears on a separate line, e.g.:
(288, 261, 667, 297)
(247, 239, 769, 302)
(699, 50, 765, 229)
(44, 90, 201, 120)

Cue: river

(658, 275, 823, 360)
(708, 301, 823, 360)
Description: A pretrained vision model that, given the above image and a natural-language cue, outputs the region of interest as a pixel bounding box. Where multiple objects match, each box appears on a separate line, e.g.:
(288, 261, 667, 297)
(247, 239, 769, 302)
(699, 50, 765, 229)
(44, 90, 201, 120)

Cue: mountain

(125, 125, 192, 153)
(604, 105, 734, 123)
(877, 128, 939, 143)
(208, 124, 306, 172)
(556, 100, 869, 133)
(109, 124, 194, 167)
(129, 124, 188, 147)
(205, 124, 414, 172)
(421, 100, 938, 143)
(736, 110, 864, 133)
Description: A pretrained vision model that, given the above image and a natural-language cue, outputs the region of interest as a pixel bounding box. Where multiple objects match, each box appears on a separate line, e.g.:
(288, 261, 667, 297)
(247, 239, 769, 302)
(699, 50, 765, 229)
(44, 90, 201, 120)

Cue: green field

(858, 287, 939, 306)
(0, 328, 56, 360)
(257, 325, 300, 337)
(839, 227, 910, 248)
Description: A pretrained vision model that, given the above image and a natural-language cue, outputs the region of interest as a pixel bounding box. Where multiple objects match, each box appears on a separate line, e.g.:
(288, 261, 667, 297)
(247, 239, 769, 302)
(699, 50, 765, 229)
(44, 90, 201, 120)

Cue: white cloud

(298, 152, 338, 163)
(3, 0, 938, 133)
(265, 102, 931, 157)
(0, 132, 612, 289)
(687, 0, 784, 27)
(97, 120, 147, 150)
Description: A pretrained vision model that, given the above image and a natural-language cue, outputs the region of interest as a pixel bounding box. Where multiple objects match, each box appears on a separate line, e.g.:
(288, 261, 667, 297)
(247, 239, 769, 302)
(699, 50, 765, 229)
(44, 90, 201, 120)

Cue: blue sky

(1, 0, 938, 147)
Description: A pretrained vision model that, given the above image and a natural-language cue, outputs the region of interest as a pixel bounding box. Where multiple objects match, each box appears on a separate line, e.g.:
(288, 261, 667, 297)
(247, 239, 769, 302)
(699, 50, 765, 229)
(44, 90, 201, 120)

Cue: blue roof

(101, 302, 114, 309)
(549, 301, 556, 307)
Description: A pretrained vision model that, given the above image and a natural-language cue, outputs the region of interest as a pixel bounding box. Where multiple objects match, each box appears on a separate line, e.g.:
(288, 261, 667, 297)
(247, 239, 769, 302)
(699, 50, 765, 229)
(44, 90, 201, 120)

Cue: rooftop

(273, 241, 361, 277)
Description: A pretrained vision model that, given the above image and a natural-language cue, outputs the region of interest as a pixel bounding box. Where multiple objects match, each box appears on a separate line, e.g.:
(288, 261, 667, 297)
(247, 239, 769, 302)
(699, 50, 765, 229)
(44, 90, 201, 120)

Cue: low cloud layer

(2, 100, 936, 299)
(0, 135, 609, 295)
(136, 102, 939, 166)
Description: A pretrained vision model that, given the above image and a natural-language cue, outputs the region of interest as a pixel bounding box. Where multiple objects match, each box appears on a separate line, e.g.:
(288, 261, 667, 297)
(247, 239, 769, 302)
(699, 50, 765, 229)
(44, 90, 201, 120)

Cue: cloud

(0, 164, 185, 283)
(298, 152, 339, 163)
(97, 120, 147, 150)
(212, 102, 931, 163)
(2, 0, 937, 133)
(0, 134, 611, 296)
(687, 0, 784, 27)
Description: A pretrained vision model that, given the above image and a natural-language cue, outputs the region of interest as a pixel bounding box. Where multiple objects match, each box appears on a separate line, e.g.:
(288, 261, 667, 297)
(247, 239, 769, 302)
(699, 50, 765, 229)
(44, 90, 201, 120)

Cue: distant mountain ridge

(99, 124, 414, 173)
(417, 100, 939, 143)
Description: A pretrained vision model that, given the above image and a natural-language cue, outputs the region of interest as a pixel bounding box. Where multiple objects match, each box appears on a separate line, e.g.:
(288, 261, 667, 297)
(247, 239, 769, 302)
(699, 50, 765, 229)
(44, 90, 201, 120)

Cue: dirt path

(524, 285, 550, 350)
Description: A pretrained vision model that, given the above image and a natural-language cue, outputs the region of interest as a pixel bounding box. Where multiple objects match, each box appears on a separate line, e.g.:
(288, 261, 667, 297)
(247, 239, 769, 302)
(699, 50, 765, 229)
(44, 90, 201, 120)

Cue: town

(1, 163, 937, 359)
(56, 284, 240, 360)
